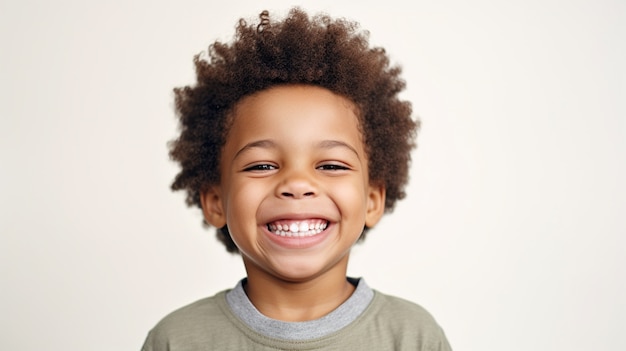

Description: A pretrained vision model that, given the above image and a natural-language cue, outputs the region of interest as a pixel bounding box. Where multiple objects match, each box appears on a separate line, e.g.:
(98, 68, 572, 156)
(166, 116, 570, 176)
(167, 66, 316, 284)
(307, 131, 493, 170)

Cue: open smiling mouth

(267, 219, 329, 237)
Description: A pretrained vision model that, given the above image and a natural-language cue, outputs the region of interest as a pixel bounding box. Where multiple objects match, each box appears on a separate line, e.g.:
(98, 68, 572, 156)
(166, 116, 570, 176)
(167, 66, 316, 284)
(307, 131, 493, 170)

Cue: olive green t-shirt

(142, 279, 451, 350)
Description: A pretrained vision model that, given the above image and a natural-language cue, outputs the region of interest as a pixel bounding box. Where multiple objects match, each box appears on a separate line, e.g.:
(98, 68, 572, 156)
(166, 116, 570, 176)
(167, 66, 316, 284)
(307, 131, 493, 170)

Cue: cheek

(329, 181, 368, 217)
(224, 180, 266, 226)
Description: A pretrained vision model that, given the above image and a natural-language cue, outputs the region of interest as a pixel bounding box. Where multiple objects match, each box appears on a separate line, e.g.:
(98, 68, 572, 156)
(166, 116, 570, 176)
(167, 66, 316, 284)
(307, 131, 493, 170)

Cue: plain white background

(1, 0, 624, 350)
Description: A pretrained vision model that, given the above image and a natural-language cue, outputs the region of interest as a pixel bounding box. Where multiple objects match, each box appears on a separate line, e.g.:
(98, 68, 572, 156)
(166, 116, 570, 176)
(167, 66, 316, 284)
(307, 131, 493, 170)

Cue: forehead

(226, 85, 364, 150)
(232, 85, 358, 120)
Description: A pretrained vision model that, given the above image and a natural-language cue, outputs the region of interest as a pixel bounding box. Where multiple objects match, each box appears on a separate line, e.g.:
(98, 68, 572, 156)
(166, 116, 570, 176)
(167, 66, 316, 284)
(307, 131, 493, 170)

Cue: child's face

(201, 85, 385, 283)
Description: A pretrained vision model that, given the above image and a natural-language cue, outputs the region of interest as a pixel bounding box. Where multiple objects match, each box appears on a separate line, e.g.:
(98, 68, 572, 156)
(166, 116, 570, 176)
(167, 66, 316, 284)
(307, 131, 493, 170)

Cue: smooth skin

(201, 85, 385, 322)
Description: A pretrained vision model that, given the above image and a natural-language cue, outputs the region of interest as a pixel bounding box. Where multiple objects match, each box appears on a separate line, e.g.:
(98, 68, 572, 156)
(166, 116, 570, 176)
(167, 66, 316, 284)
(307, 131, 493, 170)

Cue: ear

(200, 186, 227, 228)
(364, 184, 386, 228)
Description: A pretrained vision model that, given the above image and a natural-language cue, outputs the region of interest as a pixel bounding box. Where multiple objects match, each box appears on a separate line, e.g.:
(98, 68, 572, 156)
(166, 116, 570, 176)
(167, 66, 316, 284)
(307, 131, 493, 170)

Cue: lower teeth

(273, 228, 323, 237)
(268, 223, 328, 237)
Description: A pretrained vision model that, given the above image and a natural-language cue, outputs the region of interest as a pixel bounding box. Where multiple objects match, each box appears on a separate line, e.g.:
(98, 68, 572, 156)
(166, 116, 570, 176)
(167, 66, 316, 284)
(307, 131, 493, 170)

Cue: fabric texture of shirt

(142, 278, 452, 350)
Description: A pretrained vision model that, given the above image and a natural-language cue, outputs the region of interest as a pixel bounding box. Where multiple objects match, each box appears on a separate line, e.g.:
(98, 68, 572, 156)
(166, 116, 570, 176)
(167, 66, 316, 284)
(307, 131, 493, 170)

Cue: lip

(263, 212, 333, 223)
(261, 219, 334, 249)
(267, 219, 328, 236)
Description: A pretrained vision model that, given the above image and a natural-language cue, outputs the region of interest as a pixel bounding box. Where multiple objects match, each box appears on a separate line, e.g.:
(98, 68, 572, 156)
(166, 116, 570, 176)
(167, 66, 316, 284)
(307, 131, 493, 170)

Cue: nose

(276, 168, 318, 199)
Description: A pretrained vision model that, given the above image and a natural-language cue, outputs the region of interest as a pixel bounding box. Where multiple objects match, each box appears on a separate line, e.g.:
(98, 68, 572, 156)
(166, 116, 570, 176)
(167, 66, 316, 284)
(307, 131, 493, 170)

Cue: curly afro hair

(169, 8, 419, 253)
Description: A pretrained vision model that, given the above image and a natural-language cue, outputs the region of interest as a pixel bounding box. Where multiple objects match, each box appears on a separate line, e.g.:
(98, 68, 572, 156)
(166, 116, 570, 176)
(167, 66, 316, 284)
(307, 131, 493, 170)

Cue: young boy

(143, 8, 451, 350)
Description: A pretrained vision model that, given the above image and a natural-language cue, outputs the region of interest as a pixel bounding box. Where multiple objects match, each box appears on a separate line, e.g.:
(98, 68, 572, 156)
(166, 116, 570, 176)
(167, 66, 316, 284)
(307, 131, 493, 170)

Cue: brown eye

(317, 164, 349, 171)
(244, 164, 277, 172)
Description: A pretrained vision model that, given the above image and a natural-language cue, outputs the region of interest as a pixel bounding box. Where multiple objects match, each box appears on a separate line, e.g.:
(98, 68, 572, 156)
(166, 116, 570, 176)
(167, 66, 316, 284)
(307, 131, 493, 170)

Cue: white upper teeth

(268, 220, 328, 237)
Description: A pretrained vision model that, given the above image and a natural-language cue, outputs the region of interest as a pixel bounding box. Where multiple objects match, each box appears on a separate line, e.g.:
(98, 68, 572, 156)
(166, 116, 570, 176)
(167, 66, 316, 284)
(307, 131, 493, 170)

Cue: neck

(242, 259, 355, 322)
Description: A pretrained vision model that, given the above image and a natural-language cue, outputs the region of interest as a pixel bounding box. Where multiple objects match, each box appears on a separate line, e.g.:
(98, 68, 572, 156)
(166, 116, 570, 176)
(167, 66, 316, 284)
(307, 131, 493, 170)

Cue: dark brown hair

(170, 8, 418, 253)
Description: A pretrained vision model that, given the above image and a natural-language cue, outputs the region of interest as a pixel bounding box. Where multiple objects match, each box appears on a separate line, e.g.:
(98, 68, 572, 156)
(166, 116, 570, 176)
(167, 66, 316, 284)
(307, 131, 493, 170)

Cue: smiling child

(142, 8, 451, 350)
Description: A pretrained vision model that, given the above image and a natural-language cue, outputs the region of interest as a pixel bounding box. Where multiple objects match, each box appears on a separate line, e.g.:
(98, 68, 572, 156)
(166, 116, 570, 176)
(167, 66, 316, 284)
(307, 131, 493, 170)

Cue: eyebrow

(234, 139, 277, 160)
(316, 140, 360, 157)
(233, 139, 360, 160)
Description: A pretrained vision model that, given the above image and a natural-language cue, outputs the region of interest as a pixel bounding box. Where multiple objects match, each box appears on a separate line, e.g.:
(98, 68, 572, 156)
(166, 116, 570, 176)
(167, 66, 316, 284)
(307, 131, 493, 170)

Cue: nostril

(280, 191, 314, 198)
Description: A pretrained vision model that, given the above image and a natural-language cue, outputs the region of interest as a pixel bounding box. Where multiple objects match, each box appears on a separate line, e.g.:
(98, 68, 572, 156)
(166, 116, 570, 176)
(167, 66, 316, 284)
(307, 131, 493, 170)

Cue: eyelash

(243, 164, 277, 172)
(242, 163, 350, 172)
(317, 164, 349, 171)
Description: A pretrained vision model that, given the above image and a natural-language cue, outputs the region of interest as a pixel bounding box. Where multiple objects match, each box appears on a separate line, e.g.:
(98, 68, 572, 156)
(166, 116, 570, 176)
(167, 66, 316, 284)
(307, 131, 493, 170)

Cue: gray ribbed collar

(225, 277, 374, 341)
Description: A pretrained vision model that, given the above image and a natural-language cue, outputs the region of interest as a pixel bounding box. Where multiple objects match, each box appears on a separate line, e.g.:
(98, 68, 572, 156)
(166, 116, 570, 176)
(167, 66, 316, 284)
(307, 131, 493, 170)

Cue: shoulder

(142, 291, 236, 351)
(155, 291, 226, 330)
(374, 291, 437, 322)
(366, 291, 452, 350)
